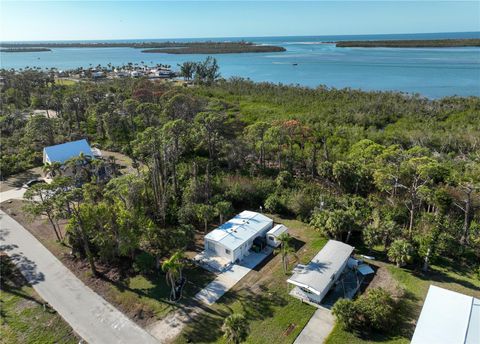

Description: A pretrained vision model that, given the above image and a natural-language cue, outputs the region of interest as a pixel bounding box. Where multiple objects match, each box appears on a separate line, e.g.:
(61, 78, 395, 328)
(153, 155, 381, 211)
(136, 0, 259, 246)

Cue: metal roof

(357, 264, 374, 276)
(287, 240, 354, 296)
(44, 139, 94, 164)
(204, 211, 273, 251)
(267, 224, 288, 237)
(411, 285, 480, 344)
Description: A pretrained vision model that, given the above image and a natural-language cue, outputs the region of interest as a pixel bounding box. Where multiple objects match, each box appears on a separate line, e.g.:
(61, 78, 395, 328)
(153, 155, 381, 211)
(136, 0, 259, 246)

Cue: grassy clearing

(1, 255, 77, 344)
(55, 78, 77, 86)
(107, 264, 216, 321)
(174, 216, 328, 344)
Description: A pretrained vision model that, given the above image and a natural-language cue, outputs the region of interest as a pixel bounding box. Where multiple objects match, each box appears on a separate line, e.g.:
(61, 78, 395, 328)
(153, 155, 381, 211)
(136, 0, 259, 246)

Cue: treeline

(142, 44, 285, 54)
(335, 38, 480, 48)
(0, 41, 286, 54)
(1, 48, 52, 53)
(1, 69, 479, 278)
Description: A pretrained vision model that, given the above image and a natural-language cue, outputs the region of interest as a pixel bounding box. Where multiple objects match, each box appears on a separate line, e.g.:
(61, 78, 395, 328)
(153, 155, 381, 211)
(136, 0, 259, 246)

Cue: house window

(225, 249, 231, 254)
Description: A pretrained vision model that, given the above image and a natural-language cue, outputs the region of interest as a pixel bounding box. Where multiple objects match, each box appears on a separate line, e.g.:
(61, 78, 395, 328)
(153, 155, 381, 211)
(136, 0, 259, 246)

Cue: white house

(43, 139, 94, 165)
(411, 285, 479, 344)
(91, 71, 104, 79)
(287, 240, 354, 304)
(130, 70, 143, 78)
(204, 211, 273, 263)
(266, 224, 288, 248)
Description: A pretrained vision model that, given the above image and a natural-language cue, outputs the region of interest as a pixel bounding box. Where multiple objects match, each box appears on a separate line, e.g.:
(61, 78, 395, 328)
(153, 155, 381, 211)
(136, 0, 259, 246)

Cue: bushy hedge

(332, 288, 396, 334)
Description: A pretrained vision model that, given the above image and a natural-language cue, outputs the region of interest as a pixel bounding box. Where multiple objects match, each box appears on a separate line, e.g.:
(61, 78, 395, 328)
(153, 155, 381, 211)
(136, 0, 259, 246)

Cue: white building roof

(287, 240, 354, 296)
(204, 211, 273, 251)
(411, 285, 480, 344)
(267, 224, 288, 237)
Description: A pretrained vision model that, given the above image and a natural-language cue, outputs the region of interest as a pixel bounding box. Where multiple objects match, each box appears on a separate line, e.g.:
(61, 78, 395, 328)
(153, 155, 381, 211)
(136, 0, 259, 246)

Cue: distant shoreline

(0, 41, 286, 54)
(1, 47, 51, 53)
(335, 38, 480, 48)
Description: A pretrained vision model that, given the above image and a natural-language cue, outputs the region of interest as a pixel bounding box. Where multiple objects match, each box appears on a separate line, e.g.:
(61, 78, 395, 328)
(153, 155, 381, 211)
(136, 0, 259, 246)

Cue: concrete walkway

(195, 249, 272, 305)
(195, 264, 251, 305)
(294, 307, 335, 344)
(0, 209, 159, 344)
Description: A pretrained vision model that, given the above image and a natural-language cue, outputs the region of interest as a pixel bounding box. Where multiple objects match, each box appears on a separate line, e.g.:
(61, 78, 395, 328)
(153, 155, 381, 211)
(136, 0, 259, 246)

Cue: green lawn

(1, 259, 77, 344)
(107, 263, 216, 320)
(55, 78, 77, 86)
(174, 216, 329, 344)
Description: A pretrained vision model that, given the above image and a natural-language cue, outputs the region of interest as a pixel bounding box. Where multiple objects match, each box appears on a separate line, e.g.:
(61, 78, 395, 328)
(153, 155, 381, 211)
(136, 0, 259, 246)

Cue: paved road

(294, 307, 335, 344)
(0, 209, 159, 344)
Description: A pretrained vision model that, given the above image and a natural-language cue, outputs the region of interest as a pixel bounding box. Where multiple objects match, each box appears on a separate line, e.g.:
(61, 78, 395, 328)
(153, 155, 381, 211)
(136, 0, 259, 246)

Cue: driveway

(195, 249, 272, 305)
(148, 249, 273, 342)
(0, 209, 159, 344)
(0, 187, 27, 202)
(294, 307, 335, 344)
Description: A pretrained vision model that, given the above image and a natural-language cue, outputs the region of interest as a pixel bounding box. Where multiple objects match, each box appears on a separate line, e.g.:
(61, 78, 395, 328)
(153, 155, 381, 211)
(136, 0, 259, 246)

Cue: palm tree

(276, 233, 297, 274)
(196, 204, 214, 233)
(43, 161, 62, 178)
(215, 201, 232, 224)
(162, 251, 185, 301)
(222, 313, 249, 344)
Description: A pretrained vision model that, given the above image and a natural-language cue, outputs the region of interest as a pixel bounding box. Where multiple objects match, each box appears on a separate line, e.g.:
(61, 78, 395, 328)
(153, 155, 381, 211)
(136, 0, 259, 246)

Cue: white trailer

(204, 211, 273, 264)
(266, 224, 288, 247)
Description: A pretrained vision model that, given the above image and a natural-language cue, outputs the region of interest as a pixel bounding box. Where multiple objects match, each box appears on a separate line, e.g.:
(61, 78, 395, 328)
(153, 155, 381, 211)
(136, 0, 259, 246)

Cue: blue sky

(1, 1, 479, 41)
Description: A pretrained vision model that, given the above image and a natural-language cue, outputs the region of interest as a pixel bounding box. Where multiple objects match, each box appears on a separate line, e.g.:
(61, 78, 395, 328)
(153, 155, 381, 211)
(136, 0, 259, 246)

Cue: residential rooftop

(204, 211, 273, 251)
(411, 285, 479, 344)
(44, 139, 94, 164)
(287, 240, 354, 296)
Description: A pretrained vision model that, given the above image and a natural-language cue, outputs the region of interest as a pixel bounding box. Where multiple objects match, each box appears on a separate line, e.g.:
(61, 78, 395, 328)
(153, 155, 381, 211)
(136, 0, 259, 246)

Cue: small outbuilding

(266, 224, 288, 248)
(43, 139, 94, 165)
(204, 211, 273, 264)
(411, 285, 479, 344)
(287, 240, 354, 305)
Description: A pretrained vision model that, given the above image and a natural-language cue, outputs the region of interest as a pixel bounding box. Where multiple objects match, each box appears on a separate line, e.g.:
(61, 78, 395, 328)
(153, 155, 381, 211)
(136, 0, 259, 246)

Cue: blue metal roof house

(43, 139, 94, 164)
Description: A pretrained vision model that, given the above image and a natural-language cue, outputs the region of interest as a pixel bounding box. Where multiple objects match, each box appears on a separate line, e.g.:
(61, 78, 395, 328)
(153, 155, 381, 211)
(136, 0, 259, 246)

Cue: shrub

(275, 170, 293, 188)
(332, 288, 396, 334)
(388, 239, 414, 267)
(332, 298, 359, 331)
(288, 189, 316, 221)
(222, 313, 249, 344)
(133, 252, 156, 274)
(264, 192, 286, 214)
(356, 288, 395, 331)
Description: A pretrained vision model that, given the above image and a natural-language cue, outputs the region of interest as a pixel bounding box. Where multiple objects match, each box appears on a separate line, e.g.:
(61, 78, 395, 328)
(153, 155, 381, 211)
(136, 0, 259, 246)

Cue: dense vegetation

(335, 38, 480, 48)
(0, 41, 285, 54)
(1, 65, 479, 339)
(1, 48, 52, 53)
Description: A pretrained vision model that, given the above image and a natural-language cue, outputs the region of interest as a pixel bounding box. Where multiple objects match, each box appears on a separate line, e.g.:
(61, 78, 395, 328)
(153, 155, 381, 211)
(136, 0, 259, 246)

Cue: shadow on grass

(98, 262, 216, 310)
(413, 266, 480, 292)
(179, 283, 288, 343)
(0, 254, 46, 309)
